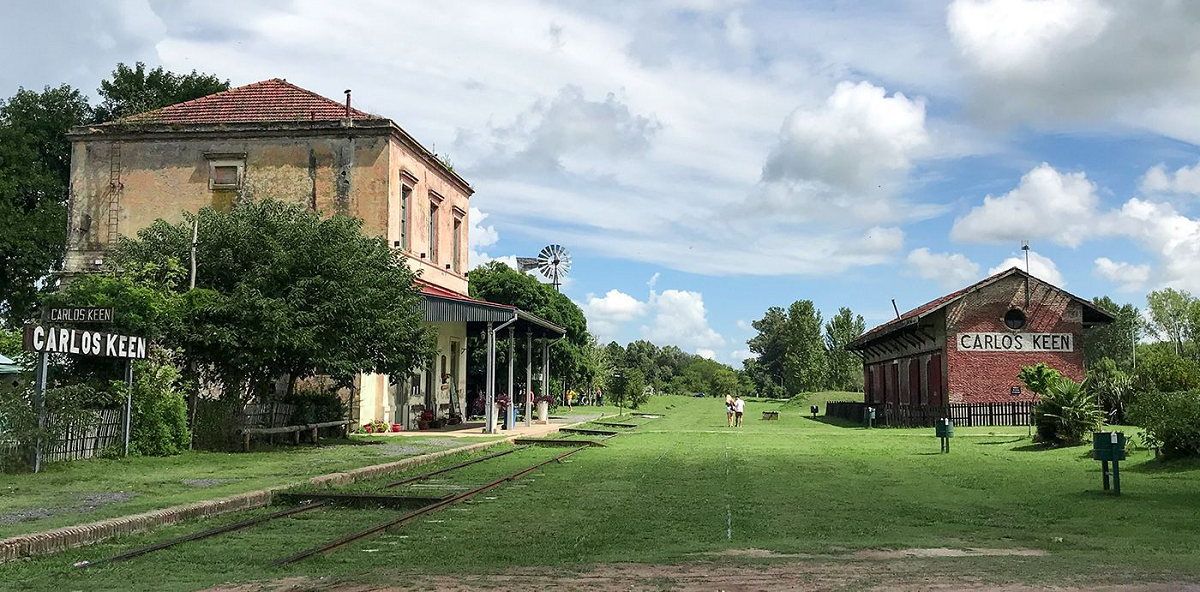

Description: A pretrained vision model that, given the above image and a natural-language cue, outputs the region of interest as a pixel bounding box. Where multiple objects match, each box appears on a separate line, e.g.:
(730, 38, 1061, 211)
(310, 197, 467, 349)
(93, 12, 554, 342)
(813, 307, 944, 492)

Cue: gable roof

(115, 79, 378, 125)
(847, 267, 1115, 350)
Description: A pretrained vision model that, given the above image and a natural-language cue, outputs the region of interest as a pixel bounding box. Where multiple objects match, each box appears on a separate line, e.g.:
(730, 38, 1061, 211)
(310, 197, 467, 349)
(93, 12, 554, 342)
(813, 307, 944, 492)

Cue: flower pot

(538, 401, 549, 424)
(364, 424, 375, 433)
(390, 424, 402, 432)
(417, 421, 429, 430)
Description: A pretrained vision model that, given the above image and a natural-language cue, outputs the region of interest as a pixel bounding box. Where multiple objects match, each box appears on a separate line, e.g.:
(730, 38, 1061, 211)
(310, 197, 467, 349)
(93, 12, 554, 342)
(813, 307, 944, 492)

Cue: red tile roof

(116, 78, 377, 124)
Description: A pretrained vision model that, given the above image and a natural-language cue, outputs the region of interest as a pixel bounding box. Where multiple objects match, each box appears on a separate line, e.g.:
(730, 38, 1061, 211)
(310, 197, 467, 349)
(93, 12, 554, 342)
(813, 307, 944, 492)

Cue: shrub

(114, 355, 191, 456)
(1086, 357, 1135, 424)
(1033, 377, 1104, 446)
(1134, 348, 1200, 393)
(1019, 362, 1063, 396)
(1128, 391, 1200, 458)
(286, 386, 347, 425)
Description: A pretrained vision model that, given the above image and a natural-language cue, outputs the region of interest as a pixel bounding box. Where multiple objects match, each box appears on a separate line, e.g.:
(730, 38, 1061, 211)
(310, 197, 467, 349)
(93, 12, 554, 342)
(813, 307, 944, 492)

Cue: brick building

(846, 268, 1113, 406)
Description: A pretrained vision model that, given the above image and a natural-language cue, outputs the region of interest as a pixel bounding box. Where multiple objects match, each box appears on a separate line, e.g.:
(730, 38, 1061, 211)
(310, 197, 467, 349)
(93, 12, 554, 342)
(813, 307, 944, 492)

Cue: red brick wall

(945, 275, 1085, 403)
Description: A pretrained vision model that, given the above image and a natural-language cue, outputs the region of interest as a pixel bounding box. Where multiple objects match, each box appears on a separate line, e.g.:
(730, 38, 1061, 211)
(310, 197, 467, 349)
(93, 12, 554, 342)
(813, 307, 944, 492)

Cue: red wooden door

(927, 353, 943, 406)
(908, 359, 920, 405)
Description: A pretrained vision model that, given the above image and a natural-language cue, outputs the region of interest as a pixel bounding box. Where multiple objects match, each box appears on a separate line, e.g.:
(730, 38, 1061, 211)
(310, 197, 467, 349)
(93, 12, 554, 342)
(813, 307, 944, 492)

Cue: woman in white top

(725, 395, 735, 427)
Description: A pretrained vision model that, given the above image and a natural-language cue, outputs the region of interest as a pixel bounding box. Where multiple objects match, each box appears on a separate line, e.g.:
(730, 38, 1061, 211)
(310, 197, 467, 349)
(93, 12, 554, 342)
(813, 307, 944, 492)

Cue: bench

(240, 420, 352, 452)
(762, 410, 780, 421)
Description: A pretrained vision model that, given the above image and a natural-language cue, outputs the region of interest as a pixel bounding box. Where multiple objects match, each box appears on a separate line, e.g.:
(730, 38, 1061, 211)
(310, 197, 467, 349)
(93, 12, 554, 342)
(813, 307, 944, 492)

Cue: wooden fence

(826, 400, 1033, 428)
(243, 402, 297, 429)
(1, 408, 125, 467)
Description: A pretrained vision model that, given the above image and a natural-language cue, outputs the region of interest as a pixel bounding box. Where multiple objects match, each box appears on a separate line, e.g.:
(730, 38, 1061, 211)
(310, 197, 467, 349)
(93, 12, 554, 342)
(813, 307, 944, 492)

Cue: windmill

(517, 244, 572, 291)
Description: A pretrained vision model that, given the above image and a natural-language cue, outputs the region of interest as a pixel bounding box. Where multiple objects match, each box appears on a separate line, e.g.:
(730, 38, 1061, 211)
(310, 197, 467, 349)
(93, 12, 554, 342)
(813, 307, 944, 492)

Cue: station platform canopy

(416, 281, 565, 339)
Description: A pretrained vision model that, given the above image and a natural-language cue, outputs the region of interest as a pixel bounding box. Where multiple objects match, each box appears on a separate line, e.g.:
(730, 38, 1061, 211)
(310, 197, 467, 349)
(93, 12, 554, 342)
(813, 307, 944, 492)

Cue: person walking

(725, 395, 735, 427)
(734, 395, 745, 427)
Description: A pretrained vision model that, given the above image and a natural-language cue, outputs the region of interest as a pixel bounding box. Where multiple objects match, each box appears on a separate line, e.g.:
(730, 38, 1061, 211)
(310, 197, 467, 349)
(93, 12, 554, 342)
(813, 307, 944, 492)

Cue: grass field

(6, 395, 1200, 590)
(0, 434, 498, 539)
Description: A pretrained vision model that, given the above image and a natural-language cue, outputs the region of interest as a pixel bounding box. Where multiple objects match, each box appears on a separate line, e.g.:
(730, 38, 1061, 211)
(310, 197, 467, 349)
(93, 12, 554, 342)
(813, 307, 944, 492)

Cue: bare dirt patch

(852, 548, 1048, 559)
(202, 561, 1200, 592)
(0, 491, 135, 526)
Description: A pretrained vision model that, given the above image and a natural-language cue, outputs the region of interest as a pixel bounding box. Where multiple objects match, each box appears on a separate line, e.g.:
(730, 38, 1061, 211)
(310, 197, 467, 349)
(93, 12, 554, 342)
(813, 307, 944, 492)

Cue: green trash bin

(935, 419, 954, 439)
(1093, 432, 1126, 461)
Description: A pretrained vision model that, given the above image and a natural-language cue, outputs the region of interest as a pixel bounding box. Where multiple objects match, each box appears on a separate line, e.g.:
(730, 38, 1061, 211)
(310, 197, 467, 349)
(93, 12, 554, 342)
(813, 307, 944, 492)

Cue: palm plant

(1033, 377, 1104, 446)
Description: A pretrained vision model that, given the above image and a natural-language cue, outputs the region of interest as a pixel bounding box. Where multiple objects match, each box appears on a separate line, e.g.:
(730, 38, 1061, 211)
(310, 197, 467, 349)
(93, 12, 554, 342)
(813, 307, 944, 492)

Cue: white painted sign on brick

(956, 332, 1073, 352)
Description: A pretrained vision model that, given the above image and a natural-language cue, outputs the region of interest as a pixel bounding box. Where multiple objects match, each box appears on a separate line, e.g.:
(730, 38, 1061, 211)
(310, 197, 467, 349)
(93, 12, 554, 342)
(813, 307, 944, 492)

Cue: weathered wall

(944, 274, 1085, 403)
(389, 139, 469, 294)
(65, 132, 392, 273)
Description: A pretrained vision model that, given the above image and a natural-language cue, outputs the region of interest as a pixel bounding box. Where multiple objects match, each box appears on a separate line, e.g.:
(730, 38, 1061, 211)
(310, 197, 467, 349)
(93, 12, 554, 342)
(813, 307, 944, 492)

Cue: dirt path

(205, 559, 1200, 592)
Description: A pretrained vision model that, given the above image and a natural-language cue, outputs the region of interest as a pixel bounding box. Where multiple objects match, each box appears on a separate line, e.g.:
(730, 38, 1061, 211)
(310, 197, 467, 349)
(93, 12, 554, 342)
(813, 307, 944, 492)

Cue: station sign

(957, 332, 1073, 352)
(41, 307, 114, 324)
(22, 324, 148, 359)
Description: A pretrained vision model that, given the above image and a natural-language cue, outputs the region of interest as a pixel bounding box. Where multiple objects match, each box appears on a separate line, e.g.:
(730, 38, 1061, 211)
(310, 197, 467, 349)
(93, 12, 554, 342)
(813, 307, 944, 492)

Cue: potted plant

(447, 411, 463, 426)
(418, 409, 435, 430)
(362, 423, 376, 433)
(535, 394, 554, 424)
(372, 420, 388, 434)
(390, 423, 403, 432)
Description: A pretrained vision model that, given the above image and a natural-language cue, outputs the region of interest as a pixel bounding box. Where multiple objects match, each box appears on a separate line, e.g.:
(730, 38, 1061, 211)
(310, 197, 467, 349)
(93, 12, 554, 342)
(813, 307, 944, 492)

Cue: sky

(5, 0, 1200, 365)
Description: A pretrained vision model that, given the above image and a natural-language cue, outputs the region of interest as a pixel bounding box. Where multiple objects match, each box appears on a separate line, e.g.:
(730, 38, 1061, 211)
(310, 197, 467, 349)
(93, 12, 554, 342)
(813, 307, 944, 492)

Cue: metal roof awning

(418, 286, 566, 339)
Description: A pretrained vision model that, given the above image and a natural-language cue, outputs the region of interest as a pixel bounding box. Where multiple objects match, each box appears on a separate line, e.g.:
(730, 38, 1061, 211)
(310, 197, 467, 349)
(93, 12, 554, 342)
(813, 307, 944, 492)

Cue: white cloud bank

(950, 163, 1099, 247)
(989, 250, 1065, 287)
(1093, 258, 1150, 292)
(906, 248, 980, 289)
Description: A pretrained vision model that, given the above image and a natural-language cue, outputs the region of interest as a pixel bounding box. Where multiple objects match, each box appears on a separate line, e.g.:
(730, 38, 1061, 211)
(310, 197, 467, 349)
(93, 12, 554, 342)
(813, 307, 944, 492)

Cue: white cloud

(989, 250, 1065, 287)
(729, 348, 755, 362)
(762, 81, 930, 195)
(696, 348, 717, 360)
(582, 289, 648, 340)
(468, 207, 517, 270)
(948, 0, 1200, 142)
(951, 163, 1099, 247)
(1109, 198, 1200, 291)
(906, 248, 980, 289)
(642, 289, 725, 350)
(1093, 257, 1151, 292)
(1141, 160, 1200, 196)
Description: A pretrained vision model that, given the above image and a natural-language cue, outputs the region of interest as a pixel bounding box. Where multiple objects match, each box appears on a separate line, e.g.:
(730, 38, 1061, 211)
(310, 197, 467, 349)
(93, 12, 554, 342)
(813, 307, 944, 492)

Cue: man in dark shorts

(734, 395, 745, 427)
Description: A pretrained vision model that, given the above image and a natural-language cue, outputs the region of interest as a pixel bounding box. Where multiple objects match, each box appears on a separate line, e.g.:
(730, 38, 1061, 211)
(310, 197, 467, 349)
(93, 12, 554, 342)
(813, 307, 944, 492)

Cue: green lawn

(0, 434, 499, 539)
(6, 395, 1200, 590)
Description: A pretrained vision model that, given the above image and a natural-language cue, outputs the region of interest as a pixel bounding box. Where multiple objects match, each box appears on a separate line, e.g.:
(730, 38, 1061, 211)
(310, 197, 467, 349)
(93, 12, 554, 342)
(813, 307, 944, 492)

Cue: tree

(783, 300, 826, 395)
(610, 367, 645, 411)
(1085, 357, 1134, 424)
(1085, 296, 1141, 369)
(1134, 344, 1200, 393)
(468, 262, 591, 390)
(1146, 288, 1192, 357)
(0, 85, 91, 324)
(56, 199, 435, 405)
(824, 307, 865, 391)
(748, 306, 788, 388)
(93, 62, 229, 123)
(1018, 362, 1063, 396)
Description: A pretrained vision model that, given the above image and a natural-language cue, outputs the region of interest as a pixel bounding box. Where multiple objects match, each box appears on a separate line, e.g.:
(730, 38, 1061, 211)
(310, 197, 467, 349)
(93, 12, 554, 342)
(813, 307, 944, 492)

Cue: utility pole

(1021, 240, 1030, 308)
(189, 216, 199, 290)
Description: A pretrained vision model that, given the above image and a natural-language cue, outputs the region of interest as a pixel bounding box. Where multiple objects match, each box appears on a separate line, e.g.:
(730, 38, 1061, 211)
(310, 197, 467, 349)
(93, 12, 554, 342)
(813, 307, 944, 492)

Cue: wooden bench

(240, 420, 352, 452)
(762, 410, 780, 421)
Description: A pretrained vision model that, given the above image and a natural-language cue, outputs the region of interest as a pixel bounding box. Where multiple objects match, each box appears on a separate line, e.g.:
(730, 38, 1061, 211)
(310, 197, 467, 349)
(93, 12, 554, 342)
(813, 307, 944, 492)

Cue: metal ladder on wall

(107, 142, 123, 246)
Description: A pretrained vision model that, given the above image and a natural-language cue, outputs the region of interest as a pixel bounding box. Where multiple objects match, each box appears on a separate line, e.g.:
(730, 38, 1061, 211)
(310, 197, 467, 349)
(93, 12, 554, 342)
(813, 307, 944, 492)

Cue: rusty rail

(271, 445, 588, 566)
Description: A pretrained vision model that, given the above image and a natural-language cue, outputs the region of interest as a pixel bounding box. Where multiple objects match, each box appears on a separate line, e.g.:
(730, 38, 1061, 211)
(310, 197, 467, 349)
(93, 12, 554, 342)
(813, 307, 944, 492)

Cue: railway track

(76, 413, 654, 569)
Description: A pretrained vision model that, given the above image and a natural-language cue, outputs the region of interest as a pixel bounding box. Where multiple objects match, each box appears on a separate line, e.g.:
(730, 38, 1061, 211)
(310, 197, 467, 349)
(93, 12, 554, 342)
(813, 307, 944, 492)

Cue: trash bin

(935, 418, 954, 439)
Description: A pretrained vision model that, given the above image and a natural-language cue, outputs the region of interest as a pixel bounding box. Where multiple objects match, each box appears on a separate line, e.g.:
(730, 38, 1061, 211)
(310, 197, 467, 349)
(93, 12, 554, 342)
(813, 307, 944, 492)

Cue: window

(400, 185, 411, 250)
(452, 218, 462, 273)
(428, 200, 439, 263)
(1004, 308, 1027, 330)
(208, 160, 243, 190)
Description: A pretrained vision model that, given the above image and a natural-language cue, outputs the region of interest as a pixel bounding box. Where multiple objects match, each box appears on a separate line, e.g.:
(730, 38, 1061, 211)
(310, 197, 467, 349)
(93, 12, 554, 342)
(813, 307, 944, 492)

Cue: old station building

(847, 267, 1114, 407)
(63, 79, 563, 430)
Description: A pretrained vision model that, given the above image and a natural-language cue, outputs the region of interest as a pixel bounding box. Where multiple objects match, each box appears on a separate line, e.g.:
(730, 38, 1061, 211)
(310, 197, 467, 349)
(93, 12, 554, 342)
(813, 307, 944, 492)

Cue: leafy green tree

(57, 200, 434, 406)
(468, 262, 590, 390)
(1146, 288, 1192, 357)
(742, 358, 781, 398)
(824, 307, 865, 391)
(1134, 344, 1200, 393)
(93, 62, 229, 122)
(1085, 296, 1141, 369)
(610, 367, 646, 411)
(783, 300, 826, 395)
(748, 306, 788, 387)
(0, 85, 91, 323)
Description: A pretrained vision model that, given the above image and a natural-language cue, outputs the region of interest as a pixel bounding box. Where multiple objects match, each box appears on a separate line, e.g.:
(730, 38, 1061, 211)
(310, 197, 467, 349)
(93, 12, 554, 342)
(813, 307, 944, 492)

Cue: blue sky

(5, 0, 1200, 365)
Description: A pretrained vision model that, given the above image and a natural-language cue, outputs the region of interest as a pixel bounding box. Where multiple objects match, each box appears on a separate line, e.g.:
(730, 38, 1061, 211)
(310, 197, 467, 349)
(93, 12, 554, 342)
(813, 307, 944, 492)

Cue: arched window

(1004, 308, 1026, 330)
